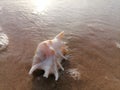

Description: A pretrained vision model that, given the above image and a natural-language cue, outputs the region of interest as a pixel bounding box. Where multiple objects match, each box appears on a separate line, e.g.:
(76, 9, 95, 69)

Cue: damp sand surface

(0, 0, 120, 90)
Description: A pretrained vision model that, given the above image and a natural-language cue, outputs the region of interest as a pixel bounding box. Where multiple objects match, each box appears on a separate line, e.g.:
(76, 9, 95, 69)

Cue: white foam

(0, 33, 9, 51)
(0, 7, 2, 12)
(115, 42, 120, 48)
(67, 68, 81, 80)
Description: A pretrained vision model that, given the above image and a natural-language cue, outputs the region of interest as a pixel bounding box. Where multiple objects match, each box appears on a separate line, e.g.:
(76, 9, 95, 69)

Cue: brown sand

(0, 0, 120, 90)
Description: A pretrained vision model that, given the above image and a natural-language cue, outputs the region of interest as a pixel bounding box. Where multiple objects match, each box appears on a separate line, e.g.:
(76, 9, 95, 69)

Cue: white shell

(29, 31, 68, 80)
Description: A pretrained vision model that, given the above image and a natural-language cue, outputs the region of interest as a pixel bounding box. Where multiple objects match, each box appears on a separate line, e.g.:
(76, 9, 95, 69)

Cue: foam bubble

(115, 42, 120, 48)
(0, 32, 9, 51)
(67, 68, 81, 80)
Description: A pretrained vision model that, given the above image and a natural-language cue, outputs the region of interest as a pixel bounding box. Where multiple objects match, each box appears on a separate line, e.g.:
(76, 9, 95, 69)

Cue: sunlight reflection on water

(30, 0, 88, 14)
(31, 0, 53, 14)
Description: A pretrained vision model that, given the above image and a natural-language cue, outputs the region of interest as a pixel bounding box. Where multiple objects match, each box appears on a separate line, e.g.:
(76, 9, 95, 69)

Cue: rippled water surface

(0, 0, 120, 90)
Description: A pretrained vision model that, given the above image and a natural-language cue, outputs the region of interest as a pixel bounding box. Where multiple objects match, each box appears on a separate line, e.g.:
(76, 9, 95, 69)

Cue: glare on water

(31, 0, 53, 13)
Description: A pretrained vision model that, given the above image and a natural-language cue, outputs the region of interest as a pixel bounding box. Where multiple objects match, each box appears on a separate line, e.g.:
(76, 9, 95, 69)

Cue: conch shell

(29, 31, 68, 80)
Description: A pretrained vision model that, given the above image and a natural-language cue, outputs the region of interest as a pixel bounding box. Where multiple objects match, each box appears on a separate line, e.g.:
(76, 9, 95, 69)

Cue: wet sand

(0, 0, 120, 90)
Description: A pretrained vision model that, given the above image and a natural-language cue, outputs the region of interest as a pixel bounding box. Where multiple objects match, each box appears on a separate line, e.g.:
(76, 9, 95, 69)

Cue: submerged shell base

(29, 57, 66, 81)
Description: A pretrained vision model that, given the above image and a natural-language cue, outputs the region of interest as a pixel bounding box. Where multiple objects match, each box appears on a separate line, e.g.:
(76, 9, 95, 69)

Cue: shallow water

(0, 0, 120, 90)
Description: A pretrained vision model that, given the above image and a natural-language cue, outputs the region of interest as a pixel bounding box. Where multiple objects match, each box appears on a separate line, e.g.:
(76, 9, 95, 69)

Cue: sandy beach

(0, 0, 120, 90)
